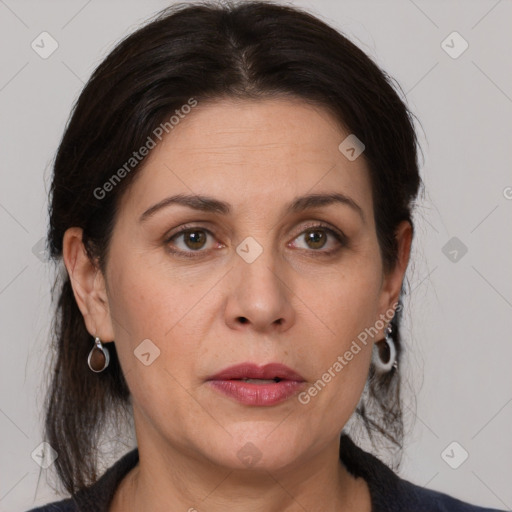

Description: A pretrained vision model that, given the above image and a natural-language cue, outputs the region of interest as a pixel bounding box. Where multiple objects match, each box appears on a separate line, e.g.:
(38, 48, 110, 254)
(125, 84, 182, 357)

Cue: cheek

(107, 247, 200, 340)
(291, 248, 382, 416)
(105, 253, 212, 384)
(105, 263, 205, 433)
(301, 249, 383, 345)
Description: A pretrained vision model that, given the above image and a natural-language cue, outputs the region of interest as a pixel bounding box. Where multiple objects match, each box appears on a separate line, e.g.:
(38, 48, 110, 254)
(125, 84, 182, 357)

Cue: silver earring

(87, 337, 110, 373)
(372, 323, 397, 373)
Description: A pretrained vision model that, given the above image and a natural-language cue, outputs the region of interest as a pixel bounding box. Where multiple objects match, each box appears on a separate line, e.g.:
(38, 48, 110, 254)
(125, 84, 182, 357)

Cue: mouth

(235, 378, 283, 384)
(207, 363, 306, 406)
(208, 362, 305, 381)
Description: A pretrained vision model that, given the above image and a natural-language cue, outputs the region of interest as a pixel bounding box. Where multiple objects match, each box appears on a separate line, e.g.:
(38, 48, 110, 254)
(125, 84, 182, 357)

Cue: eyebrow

(139, 192, 365, 223)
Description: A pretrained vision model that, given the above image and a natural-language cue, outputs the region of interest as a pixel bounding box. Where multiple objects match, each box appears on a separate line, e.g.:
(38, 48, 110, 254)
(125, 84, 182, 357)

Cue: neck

(110, 416, 371, 512)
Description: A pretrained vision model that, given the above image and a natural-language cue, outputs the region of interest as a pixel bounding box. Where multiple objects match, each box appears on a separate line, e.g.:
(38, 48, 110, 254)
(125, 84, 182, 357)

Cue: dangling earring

(87, 337, 110, 373)
(372, 323, 397, 373)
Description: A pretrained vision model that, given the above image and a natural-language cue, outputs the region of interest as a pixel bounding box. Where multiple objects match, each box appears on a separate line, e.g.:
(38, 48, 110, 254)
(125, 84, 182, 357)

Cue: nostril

(238, 317, 248, 324)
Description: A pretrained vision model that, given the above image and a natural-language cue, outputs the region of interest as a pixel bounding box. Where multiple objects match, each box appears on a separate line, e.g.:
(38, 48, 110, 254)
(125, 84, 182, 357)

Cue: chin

(203, 423, 309, 472)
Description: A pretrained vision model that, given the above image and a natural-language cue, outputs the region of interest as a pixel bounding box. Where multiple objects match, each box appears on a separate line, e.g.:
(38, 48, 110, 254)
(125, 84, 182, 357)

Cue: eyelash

(164, 222, 348, 259)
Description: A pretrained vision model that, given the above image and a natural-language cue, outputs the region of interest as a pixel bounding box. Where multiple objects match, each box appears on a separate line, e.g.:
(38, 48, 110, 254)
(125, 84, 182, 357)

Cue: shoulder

(25, 498, 76, 512)
(339, 434, 506, 512)
(398, 478, 506, 512)
(25, 447, 139, 512)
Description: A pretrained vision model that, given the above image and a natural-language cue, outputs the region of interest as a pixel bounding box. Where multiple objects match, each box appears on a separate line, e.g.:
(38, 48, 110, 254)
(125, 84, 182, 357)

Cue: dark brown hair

(43, 0, 421, 500)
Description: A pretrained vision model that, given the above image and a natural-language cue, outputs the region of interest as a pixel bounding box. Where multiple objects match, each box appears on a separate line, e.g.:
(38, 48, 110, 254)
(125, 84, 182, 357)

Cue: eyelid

(293, 220, 348, 244)
(164, 221, 348, 257)
(287, 222, 348, 257)
(164, 223, 220, 256)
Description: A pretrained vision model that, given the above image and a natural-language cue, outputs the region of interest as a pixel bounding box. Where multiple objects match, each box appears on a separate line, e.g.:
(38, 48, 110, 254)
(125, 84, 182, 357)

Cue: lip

(209, 363, 305, 382)
(207, 363, 306, 406)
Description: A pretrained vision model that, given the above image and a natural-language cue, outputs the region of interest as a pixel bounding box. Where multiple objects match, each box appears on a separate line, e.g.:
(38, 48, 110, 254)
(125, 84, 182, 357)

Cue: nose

(224, 248, 295, 334)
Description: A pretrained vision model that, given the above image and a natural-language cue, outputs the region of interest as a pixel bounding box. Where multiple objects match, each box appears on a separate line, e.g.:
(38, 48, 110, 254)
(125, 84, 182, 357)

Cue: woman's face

(74, 97, 409, 472)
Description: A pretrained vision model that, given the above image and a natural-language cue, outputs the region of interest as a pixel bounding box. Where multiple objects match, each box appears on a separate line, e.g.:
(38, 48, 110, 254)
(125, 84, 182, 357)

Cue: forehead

(118, 97, 373, 220)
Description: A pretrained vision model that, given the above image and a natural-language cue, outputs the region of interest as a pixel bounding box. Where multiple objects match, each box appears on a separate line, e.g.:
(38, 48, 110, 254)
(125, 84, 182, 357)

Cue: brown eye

(181, 230, 207, 250)
(290, 224, 347, 254)
(166, 227, 215, 255)
(304, 229, 327, 249)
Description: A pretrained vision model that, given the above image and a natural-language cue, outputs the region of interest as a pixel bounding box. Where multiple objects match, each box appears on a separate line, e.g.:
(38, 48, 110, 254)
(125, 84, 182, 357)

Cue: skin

(63, 97, 412, 512)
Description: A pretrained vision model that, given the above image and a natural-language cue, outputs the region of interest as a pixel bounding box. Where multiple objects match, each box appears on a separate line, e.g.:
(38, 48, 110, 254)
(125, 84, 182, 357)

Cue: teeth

(241, 378, 279, 384)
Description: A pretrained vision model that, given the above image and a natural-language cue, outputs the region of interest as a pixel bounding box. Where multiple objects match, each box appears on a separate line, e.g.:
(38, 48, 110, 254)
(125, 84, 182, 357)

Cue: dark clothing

(28, 433, 505, 511)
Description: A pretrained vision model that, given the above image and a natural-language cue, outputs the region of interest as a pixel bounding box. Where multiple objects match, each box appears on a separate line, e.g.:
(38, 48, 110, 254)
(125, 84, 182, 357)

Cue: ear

(62, 227, 115, 342)
(376, 220, 413, 327)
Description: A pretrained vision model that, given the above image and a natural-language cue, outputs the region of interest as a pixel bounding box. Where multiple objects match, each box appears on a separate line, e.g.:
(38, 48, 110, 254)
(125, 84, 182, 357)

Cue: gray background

(0, 0, 511, 510)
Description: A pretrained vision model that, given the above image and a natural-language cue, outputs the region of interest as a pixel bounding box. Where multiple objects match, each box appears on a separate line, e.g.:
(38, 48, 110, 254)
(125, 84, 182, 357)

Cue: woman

(28, 1, 506, 511)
